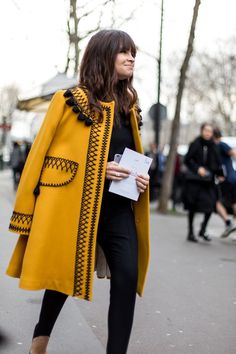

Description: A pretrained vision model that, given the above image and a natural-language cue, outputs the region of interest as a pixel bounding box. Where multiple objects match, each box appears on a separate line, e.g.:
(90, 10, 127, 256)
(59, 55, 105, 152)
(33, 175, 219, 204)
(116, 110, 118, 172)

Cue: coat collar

(63, 86, 143, 153)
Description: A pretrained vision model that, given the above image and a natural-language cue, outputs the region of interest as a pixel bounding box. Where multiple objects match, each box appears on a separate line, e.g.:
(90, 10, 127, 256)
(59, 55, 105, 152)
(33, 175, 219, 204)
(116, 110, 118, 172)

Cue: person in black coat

(145, 142, 159, 201)
(183, 123, 223, 242)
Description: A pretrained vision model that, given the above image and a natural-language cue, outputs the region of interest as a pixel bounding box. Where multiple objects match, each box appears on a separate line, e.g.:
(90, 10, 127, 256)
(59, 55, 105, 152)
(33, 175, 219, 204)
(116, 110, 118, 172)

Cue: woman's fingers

(136, 174, 150, 193)
(106, 171, 128, 180)
(106, 163, 150, 191)
(106, 161, 130, 180)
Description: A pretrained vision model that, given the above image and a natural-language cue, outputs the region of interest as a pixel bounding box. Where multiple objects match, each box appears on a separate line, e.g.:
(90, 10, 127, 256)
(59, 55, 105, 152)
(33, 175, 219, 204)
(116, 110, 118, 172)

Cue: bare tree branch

(11, 0, 20, 10)
(137, 48, 159, 62)
(64, 0, 141, 75)
(115, 0, 145, 27)
(185, 37, 236, 134)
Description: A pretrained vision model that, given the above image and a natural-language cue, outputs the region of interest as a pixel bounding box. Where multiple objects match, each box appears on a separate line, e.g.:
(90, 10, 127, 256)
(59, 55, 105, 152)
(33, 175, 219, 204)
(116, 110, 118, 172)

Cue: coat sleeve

(9, 90, 65, 235)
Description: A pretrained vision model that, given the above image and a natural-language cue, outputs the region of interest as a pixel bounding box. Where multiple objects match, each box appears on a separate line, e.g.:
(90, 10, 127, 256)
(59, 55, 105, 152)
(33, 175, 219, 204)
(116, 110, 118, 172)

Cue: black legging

(33, 203, 138, 354)
(188, 210, 212, 234)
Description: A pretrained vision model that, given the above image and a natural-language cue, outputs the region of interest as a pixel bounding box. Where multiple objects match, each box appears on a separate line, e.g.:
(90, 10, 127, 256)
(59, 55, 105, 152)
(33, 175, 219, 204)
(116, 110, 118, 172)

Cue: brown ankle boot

(29, 336, 49, 354)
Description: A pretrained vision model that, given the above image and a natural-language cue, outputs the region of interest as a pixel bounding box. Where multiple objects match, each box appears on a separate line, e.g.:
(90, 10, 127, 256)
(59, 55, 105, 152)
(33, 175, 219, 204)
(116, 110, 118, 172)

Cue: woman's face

(114, 49, 135, 80)
(201, 125, 213, 140)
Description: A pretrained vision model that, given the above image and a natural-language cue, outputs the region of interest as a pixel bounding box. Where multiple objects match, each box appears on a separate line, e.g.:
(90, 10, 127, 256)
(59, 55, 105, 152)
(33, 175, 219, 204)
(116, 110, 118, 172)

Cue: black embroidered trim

(85, 106, 112, 300)
(39, 156, 78, 188)
(9, 224, 31, 234)
(9, 211, 33, 234)
(43, 155, 78, 173)
(64, 89, 73, 98)
(73, 106, 112, 300)
(10, 211, 33, 225)
(63, 88, 95, 127)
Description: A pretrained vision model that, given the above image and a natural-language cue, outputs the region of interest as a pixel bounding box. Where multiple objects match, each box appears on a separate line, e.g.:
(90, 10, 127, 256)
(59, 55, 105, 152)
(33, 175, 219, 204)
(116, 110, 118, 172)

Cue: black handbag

(185, 169, 212, 182)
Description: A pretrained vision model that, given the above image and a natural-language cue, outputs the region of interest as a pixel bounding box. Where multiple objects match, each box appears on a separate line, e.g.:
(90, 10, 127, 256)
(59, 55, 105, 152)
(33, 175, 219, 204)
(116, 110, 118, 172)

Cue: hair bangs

(79, 29, 139, 121)
(118, 31, 137, 57)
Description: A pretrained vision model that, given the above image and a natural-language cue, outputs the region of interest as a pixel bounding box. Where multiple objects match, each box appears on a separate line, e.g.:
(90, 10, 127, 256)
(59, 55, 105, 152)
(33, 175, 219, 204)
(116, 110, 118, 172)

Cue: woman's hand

(217, 176, 225, 183)
(198, 167, 207, 177)
(136, 174, 150, 193)
(106, 162, 150, 193)
(106, 161, 130, 180)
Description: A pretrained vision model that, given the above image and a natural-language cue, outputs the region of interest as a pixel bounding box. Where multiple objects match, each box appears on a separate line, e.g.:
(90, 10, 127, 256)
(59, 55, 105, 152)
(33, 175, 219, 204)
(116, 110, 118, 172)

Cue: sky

(0, 0, 236, 114)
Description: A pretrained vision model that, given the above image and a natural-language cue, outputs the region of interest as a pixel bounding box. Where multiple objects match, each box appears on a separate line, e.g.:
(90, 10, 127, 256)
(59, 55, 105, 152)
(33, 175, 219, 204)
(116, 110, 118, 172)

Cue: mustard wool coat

(6, 87, 150, 301)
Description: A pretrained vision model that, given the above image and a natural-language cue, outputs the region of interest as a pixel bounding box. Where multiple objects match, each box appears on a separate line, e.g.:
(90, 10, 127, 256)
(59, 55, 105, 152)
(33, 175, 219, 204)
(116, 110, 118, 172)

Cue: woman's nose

(128, 53, 135, 62)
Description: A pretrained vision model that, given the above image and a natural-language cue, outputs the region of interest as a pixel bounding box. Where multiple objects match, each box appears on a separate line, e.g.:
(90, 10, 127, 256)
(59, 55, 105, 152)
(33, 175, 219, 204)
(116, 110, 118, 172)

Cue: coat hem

(19, 278, 93, 301)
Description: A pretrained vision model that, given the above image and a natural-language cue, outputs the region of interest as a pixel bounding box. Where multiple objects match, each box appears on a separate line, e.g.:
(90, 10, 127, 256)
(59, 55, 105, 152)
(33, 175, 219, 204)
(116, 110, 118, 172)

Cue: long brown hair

(79, 29, 138, 121)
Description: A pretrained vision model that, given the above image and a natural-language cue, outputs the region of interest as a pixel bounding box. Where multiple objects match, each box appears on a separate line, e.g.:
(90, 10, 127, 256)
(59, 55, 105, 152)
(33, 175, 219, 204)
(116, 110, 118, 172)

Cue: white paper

(109, 148, 153, 201)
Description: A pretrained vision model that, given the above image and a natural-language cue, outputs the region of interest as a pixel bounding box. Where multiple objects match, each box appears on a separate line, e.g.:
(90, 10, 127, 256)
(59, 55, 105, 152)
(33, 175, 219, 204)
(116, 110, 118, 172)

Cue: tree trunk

(73, 0, 79, 74)
(158, 0, 201, 213)
(64, 0, 79, 74)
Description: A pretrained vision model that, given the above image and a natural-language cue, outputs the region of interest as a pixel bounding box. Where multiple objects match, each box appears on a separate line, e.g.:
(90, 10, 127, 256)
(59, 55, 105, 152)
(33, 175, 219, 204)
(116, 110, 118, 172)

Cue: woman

(183, 123, 223, 243)
(6, 30, 150, 354)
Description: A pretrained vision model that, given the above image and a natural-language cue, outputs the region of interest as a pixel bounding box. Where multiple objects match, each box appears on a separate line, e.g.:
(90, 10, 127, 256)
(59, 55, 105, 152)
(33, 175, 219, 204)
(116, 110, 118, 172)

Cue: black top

(184, 136, 223, 176)
(100, 112, 135, 212)
(107, 112, 135, 161)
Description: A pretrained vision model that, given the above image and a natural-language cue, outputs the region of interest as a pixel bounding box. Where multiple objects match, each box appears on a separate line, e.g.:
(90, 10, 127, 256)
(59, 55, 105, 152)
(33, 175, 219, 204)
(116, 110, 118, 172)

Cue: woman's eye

(119, 49, 136, 58)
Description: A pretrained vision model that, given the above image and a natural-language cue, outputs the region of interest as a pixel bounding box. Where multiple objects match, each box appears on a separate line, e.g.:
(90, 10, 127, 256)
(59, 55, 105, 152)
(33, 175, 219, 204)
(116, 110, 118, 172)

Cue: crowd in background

(145, 123, 236, 242)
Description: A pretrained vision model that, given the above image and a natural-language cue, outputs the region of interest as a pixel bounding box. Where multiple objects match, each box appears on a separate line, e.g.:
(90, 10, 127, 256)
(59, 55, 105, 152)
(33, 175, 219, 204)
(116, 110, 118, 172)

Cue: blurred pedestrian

(6, 30, 150, 354)
(183, 123, 223, 242)
(171, 151, 183, 211)
(23, 140, 32, 159)
(157, 145, 166, 185)
(10, 141, 26, 190)
(213, 128, 236, 238)
(145, 142, 159, 201)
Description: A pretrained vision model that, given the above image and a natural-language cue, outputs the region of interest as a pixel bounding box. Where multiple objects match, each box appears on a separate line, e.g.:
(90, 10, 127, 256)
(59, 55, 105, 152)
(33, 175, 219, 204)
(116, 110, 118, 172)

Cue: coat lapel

(130, 108, 144, 154)
(73, 95, 115, 299)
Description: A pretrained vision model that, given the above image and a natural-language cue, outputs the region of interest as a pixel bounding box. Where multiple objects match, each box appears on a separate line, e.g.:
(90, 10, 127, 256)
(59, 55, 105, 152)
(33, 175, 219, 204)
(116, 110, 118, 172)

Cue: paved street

(0, 169, 236, 354)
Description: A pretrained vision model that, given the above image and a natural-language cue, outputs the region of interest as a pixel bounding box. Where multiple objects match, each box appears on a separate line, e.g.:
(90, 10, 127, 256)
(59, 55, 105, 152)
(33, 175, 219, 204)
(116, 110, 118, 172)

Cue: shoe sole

(221, 226, 236, 238)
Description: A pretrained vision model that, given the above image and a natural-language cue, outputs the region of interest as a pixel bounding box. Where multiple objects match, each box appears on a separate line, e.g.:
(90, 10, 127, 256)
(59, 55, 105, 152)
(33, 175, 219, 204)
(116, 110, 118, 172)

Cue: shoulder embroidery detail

(63, 88, 94, 126)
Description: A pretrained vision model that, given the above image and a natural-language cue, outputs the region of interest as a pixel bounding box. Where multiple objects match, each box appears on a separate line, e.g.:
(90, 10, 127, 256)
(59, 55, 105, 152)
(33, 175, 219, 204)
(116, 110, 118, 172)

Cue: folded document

(109, 148, 153, 201)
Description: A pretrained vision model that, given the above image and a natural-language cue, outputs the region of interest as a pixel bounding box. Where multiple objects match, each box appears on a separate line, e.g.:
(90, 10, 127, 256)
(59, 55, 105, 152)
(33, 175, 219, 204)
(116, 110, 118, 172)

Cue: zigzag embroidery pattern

(85, 106, 112, 300)
(73, 89, 112, 300)
(43, 156, 78, 173)
(9, 224, 31, 234)
(39, 156, 79, 188)
(10, 211, 33, 225)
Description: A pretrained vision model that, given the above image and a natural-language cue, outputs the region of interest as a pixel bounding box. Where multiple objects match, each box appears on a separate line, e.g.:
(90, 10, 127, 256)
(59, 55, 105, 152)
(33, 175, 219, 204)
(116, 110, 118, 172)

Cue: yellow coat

(6, 87, 150, 301)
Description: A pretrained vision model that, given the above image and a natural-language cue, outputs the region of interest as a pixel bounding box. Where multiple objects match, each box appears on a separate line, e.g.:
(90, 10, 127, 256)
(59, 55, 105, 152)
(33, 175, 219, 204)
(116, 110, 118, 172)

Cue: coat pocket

(39, 156, 79, 187)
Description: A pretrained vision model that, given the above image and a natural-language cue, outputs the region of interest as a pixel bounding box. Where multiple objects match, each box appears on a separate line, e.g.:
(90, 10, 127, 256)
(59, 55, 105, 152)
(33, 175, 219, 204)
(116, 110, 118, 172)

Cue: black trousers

(188, 210, 212, 234)
(33, 201, 138, 354)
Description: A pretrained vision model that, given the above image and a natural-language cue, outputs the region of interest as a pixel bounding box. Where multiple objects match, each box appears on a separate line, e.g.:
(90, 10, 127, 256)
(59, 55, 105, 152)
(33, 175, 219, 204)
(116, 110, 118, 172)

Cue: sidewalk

(0, 170, 104, 354)
(1, 169, 236, 354)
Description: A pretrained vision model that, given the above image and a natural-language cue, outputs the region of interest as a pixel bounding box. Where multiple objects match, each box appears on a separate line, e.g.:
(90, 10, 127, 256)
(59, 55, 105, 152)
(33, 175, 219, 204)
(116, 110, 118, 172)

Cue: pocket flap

(40, 156, 78, 187)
